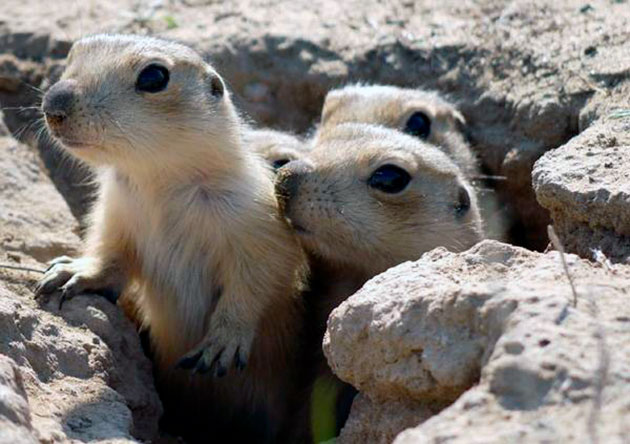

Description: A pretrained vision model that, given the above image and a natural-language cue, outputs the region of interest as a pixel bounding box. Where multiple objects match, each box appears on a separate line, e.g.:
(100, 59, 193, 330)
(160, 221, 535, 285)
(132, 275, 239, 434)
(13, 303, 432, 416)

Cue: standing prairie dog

(36, 34, 307, 441)
(275, 123, 483, 441)
(316, 84, 478, 178)
(244, 127, 311, 171)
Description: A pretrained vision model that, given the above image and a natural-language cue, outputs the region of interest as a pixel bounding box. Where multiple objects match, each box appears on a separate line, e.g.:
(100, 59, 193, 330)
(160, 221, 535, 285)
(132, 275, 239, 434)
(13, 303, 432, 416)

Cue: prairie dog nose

(274, 159, 313, 214)
(42, 79, 78, 127)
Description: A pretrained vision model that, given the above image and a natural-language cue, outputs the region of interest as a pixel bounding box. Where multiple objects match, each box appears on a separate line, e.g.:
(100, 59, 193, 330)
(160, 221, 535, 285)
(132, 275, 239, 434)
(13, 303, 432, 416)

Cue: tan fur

(316, 84, 478, 178)
(279, 123, 482, 278)
(317, 84, 507, 242)
(275, 123, 484, 441)
(37, 34, 307, 440)
(244, 128, 310, 170)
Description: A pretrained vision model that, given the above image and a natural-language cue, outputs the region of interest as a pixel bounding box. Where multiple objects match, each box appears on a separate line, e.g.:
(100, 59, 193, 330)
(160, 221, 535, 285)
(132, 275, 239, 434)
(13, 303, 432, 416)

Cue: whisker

(13, 119, 40, 141)
(0, 106, 42, 111)
(13, 78, 45, 96)
(471, 175, 507, 181)
(33, 119, 49, 144)
(0, 264, 46, 274)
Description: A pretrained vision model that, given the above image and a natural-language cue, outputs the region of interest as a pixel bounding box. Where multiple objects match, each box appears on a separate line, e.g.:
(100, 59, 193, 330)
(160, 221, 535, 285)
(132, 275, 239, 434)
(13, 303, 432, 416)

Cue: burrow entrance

(0, 38, 595, 442)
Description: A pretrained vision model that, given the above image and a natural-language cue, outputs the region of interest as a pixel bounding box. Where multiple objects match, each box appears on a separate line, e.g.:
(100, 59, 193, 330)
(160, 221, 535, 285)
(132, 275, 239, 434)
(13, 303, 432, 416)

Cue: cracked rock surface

(534, 115, 630, 263)
(325, 241, 630, 443)
(0, 134, 162, 443)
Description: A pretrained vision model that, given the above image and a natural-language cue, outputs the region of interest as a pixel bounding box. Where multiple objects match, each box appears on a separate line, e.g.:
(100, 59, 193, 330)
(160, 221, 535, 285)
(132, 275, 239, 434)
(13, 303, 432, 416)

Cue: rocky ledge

(0, 133, 162, 443)
(325, 241, 630, 443)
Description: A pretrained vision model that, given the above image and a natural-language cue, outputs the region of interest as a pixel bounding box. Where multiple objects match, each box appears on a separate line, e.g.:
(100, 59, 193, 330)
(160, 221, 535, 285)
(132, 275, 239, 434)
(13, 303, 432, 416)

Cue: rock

(1, 1, 629, 249)
(0, 135, 79, 262)
(533, 115, 630, 263)
(0, 355, 38, 444)
(337, 394, 436, 444)
(325, 240, 630, 443)
(0, 134, 162, 442)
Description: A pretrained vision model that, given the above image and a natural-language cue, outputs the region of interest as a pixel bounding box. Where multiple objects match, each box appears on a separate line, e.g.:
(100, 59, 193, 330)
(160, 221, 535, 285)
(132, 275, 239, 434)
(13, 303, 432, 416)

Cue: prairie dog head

(275, 123, 483, 276)
(42, 34, 235, 173)
(318, 84, 477, 177)
(244, 128, 310, 171)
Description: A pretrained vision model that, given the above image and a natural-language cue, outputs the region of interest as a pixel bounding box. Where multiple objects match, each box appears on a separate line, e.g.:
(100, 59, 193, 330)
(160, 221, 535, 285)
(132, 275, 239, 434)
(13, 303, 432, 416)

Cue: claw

(33, 284, 44, 299)
(175, 350, 203, 370)
(234, 346, 247, 372)
(215, 365, 227, 378)
(58, 289, 71, 310)
(211, 348, 226, 378)
(193, 356, 212, 374)
(193, 350, 212, 375)
(34, 280, 56, 299)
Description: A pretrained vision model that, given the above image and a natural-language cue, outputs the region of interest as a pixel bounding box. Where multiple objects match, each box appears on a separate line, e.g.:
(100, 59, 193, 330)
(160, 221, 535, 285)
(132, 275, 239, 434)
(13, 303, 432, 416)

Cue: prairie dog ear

(430, 101, 466, 132)
(441, 102, 466, 127)
(205, 68, 225, 98)
(451, 108, 466, 128)
(320, 90, 345, 125)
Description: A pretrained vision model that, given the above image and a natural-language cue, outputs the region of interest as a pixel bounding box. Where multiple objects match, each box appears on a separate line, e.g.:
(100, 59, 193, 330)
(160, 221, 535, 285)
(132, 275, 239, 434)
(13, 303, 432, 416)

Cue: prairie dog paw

(35, 257, 115, 309)
(177, 318, 256, 377)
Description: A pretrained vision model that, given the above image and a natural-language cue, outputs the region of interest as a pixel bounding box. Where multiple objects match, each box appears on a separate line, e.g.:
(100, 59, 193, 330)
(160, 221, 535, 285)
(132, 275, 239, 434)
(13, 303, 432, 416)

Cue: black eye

(368, 165, 411, 194)
(404, 111, 431, 139)
(455, 186, 471, 216)
(136, 64, 169, 93)
(272, 159, 291, 170)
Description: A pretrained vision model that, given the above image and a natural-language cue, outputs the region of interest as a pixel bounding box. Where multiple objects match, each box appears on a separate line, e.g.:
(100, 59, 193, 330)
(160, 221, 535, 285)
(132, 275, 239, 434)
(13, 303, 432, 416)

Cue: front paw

(177, 317, 255, 377)
(35, 257, 112, 309)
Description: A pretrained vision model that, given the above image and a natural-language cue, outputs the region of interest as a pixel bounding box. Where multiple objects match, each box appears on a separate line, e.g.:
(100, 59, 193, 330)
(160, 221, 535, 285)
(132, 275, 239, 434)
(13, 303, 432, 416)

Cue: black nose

(274, 160, 313, 215)
(42, 79, 77, 126)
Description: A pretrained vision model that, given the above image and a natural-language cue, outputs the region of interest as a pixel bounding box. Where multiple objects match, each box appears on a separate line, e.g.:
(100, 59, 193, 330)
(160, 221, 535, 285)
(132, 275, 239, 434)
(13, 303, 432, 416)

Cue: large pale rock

(0, 135, 162, 443)
(2, 0, 629, 249)
(533, 116, 630, 263)
(325, 240, 630, 443)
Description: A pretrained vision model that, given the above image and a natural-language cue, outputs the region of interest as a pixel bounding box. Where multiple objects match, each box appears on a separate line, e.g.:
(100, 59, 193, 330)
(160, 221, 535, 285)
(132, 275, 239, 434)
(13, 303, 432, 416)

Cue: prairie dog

(275, 123, 483, 440)
(317, 84, 478, 178)
(319, 84, 507, 242)
(278, 123, 482, 279)
(36, 35, 306, 440)
(244, 127, 310, 171)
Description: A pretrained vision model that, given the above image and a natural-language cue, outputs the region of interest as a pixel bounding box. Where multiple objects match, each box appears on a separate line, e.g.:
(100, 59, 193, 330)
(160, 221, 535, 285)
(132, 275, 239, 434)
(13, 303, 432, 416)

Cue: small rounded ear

(320, 90, 344, 125)
(451, 108, 466, 128)
(435, 102, 466, 130)
(206, 70, 225, 98)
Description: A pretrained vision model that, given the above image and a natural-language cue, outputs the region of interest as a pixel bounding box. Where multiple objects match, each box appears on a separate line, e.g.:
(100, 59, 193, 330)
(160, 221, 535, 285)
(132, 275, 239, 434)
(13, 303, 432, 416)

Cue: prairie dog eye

(455, 186, 471, 216)
(404, 111, 431, 139)
(368, 164, 411, 194)
(136, 64, 170, 93)
(272, 158, 291, 170)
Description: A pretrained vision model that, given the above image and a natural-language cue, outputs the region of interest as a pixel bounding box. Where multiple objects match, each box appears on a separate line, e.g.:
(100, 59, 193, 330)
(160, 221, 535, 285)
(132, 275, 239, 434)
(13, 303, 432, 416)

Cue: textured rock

(325, 240, 630, 443)
(0, 135, 79, 262)
(337, 394, 436, 444)
(534, 116, 630, 263)
(1, 0, 629, 249)
(0, 135, 162, 442)
(0, 355, 38, 444)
